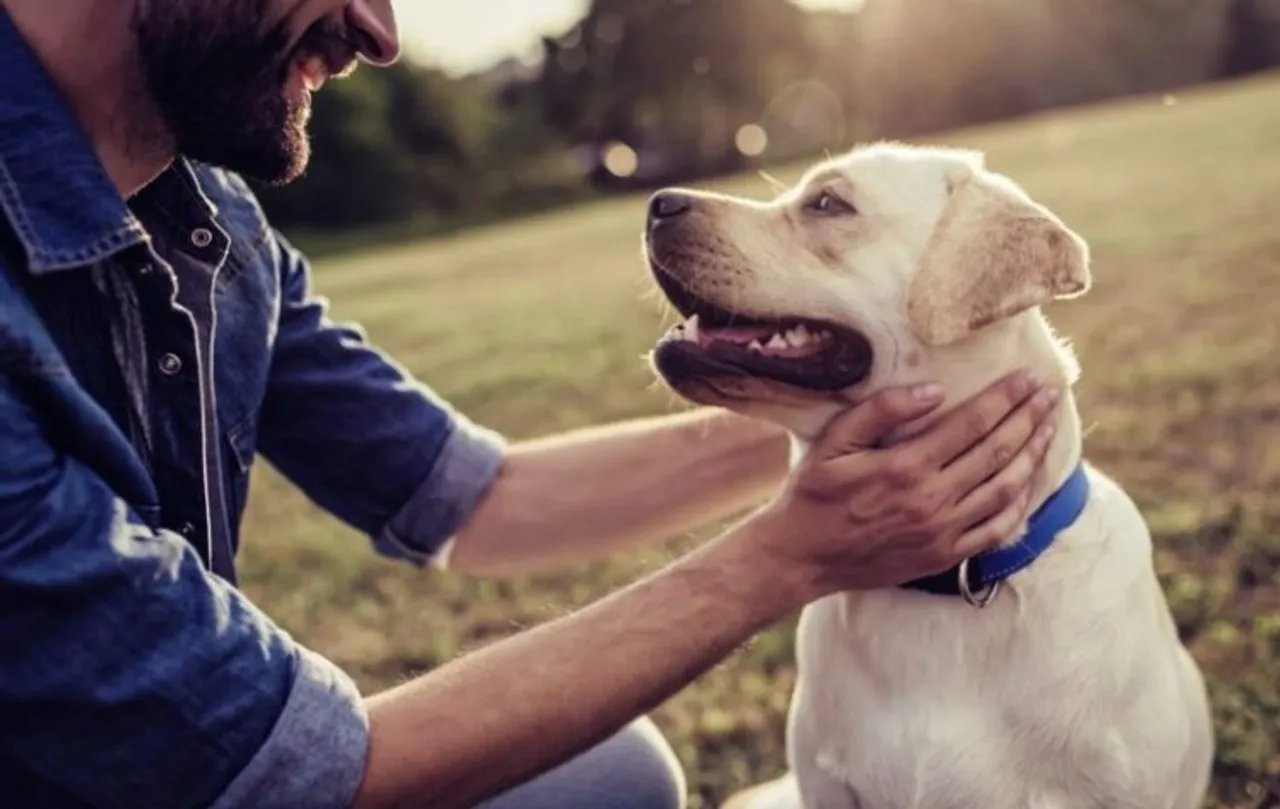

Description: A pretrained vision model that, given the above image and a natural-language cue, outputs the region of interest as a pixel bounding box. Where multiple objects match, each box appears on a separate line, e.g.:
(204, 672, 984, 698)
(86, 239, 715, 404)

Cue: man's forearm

(447, 407, 791, 576)
(353, 513, 804, 809)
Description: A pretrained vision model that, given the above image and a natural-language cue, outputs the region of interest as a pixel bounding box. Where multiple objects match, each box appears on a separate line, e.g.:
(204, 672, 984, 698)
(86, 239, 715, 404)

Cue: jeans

(478, 718, 687, 809)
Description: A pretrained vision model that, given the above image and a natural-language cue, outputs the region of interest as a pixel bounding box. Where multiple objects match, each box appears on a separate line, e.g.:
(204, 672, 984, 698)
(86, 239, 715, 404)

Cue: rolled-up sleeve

(210, 647, 368, 809)
(0, 374, 369, 809)
(257, 230, 505, 566)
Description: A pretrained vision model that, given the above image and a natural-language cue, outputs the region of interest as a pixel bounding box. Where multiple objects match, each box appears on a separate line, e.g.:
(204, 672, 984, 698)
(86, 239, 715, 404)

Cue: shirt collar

(0, 8, 150, 274)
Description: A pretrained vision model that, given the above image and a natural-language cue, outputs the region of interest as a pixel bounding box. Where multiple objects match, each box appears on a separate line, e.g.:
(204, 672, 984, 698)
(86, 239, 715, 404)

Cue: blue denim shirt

(0, 11, 506, 808)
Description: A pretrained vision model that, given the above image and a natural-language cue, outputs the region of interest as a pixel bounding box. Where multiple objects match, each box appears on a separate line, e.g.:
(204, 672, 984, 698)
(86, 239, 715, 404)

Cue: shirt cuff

(374, 418, 506, 568)
(210, 647, 370, 809)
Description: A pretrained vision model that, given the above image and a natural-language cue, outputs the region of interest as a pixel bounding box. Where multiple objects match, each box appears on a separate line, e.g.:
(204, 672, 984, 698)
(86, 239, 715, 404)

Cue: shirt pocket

(223, 411, 258, 536)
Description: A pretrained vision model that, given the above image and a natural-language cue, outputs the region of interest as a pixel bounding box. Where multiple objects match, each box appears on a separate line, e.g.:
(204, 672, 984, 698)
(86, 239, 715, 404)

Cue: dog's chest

(796, 626, 1028, 807)
(789, 585, 1156, 809)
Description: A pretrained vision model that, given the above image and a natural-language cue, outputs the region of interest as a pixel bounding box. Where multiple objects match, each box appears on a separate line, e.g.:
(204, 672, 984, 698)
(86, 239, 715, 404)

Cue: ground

(241, 70, 1280, 807)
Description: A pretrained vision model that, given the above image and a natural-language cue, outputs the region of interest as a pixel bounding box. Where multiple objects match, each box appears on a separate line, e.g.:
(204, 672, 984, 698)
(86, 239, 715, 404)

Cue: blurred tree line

(255, 0, 1280, 237)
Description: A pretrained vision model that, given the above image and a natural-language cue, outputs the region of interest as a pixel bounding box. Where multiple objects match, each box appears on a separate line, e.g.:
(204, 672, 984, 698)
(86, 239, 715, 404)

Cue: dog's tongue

(675, 313, 829, 358)
(699, 325, 778, 345)
(695, 321, 828, 358)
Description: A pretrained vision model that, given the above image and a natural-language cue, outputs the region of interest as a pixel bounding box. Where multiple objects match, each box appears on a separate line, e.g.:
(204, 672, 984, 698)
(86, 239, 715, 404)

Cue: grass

(240, 70, 1280, 807)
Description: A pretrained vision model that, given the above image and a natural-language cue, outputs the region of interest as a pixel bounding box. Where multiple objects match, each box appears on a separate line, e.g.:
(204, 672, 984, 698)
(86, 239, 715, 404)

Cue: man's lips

(295, 55, 329, 92)
(289, 17, 361, 94)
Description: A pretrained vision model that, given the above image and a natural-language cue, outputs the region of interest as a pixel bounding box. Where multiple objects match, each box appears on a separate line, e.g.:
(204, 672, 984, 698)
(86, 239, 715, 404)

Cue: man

(0, 2, 1060, 808)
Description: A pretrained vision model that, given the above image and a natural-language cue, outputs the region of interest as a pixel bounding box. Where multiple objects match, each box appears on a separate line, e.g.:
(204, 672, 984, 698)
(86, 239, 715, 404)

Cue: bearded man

(0, 2, 1058, 807)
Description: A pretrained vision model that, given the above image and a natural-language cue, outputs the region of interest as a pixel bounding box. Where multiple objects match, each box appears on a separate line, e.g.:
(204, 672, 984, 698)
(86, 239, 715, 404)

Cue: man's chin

(179, 123, 310, 186)
(161, 81, 311, 185)
(247, 144, 310, 187)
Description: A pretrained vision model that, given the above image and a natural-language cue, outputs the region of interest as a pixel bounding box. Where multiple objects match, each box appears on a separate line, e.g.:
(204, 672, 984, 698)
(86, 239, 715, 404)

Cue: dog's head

(644, 142, 1091, 438)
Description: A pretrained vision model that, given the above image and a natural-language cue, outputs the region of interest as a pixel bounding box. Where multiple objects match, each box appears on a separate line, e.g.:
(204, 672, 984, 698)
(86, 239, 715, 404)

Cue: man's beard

(132, 1, 356, 186)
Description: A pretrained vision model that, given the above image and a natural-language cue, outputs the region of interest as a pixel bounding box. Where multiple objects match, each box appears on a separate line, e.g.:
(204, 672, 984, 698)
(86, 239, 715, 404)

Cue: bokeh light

(734, 124, 768, 157)
(602, 142, 638, 177)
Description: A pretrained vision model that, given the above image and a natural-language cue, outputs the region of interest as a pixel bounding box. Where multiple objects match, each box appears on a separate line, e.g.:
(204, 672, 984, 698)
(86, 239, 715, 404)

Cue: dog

(641, 142, 1214, 809)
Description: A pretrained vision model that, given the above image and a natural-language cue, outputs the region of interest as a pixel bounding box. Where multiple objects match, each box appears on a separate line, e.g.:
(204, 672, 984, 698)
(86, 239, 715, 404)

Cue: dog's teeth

(767, 334, 788, 350)
(785, 326, 811, 347)
(685, 314, 699, 341)
(748, 339, 763, 352)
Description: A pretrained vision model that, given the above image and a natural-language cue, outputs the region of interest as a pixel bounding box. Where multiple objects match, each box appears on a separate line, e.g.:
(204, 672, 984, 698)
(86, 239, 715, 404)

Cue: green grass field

(243, 71, 1280, 807)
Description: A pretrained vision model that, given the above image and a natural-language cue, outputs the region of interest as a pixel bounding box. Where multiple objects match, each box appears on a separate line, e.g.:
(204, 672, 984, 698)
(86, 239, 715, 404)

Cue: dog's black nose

(648, 190, 693, 223)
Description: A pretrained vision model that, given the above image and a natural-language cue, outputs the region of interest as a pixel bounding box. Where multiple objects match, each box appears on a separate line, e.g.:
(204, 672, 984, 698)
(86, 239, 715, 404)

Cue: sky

(395, 0, 863, 76)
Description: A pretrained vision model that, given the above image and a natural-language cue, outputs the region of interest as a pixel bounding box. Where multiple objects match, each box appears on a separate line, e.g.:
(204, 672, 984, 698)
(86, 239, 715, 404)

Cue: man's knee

(608, 716, 687, 809)
(477, 716, 686, 809)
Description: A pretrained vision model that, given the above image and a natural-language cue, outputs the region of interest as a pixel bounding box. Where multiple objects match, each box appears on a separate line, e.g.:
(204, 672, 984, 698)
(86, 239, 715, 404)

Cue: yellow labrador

(642, 143, 1214, 809)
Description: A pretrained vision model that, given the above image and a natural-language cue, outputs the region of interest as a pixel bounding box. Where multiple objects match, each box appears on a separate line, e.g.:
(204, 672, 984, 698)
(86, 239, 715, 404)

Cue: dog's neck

(795, 310, 1084, 548)
(902, 311, 1082, 527)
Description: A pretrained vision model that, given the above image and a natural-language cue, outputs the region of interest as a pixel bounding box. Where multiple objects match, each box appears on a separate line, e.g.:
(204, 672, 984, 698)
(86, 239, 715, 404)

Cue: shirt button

(158, 353, 183, 375)
(190, 227, 214, 249)
(178, 521, 196, 537)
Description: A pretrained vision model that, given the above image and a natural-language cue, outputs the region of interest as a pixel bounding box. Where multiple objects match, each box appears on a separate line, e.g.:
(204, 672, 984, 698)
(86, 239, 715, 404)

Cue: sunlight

(793, 0, 864, 10)
(395, 0, 865, 75)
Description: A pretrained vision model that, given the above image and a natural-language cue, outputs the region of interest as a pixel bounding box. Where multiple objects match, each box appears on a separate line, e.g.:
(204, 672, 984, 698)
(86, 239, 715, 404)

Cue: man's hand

(747, 370, 1059, 599)
(352, 370, 1060, 809)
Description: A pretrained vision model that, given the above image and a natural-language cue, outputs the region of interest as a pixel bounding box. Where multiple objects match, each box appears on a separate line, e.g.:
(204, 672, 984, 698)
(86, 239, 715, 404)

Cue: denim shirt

(0, 11, 506, 808)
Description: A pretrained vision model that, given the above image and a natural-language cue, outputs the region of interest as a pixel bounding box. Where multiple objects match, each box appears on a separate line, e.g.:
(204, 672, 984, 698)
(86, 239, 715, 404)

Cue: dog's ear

(906, 168, 1091, 346)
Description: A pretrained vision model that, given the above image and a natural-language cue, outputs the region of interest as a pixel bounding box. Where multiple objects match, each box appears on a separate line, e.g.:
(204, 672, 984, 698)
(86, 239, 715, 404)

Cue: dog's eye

(805, 191, 856, 216)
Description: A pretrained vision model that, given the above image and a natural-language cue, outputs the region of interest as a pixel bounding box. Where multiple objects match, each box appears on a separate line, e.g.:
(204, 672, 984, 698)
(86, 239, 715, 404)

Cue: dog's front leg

(787, 685, 861, 809)
(792, 744, 860, 809)
(797, 772, 860, 809)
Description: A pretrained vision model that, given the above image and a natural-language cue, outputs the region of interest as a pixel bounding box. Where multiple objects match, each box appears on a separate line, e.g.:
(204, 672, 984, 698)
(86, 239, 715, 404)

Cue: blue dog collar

(900, 462, 1091, 606)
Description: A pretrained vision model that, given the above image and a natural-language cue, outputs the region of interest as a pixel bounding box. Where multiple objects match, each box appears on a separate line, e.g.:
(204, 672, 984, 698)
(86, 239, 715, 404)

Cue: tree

(535, 0, 818, 184)
(257, 62, 500, 229)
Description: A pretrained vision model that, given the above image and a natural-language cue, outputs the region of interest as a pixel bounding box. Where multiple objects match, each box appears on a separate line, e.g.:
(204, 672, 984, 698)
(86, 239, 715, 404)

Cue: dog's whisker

(758, 170, 788, 195)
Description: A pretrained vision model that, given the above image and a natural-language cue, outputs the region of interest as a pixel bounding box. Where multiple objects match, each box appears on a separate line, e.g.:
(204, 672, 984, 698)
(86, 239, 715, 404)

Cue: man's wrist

(353, 503, 815, 809)
(700, 507, 821, 625)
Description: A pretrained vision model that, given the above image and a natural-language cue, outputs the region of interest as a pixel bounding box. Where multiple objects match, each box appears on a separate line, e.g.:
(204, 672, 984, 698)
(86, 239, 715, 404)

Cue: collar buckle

(957, 557, 1000, 608)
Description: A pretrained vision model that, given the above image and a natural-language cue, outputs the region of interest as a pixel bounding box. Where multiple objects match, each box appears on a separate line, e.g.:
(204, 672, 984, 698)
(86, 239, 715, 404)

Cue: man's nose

(347, 0, 400, 66)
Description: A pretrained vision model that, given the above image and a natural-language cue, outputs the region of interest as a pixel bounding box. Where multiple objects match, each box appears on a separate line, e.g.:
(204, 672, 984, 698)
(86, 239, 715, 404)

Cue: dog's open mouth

(651, 272, 873, 392)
